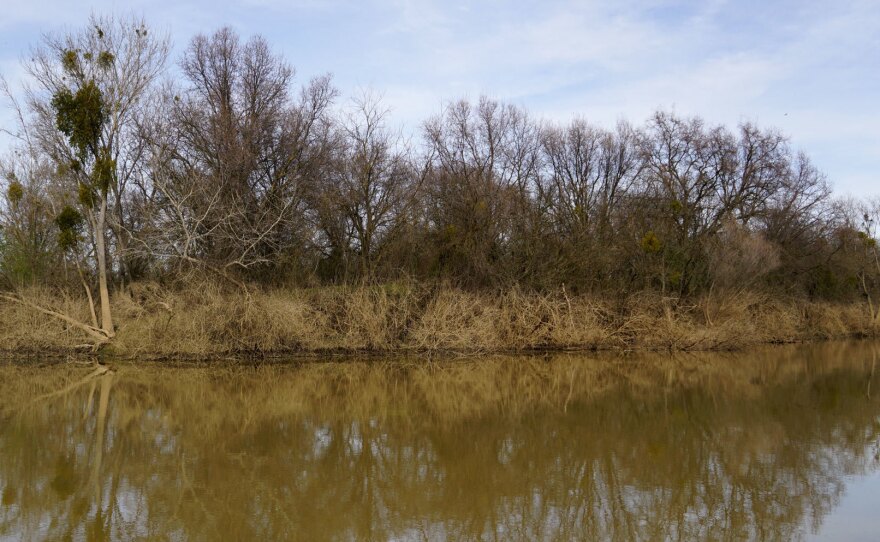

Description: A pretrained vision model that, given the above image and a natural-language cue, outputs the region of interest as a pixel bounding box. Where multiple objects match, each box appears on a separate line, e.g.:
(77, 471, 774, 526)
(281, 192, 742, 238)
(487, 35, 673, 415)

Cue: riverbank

(0, 283, 876, 359)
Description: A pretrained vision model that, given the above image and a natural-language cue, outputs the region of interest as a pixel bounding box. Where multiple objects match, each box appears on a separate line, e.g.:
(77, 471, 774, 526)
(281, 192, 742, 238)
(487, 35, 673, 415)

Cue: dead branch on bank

(0, 293, 112, 348)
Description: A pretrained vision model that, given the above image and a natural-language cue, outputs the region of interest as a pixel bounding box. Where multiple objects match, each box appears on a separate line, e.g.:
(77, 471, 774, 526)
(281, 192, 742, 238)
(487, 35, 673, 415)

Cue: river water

(1, 342, 879, 541)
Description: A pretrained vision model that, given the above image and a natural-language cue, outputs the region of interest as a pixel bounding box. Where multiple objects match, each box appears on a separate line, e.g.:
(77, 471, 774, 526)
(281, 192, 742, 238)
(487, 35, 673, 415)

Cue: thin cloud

(0, 0, 876, 195)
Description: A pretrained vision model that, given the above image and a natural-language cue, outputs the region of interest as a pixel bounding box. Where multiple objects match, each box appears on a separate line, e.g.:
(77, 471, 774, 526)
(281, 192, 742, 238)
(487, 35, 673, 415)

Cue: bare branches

(122, 28, 339, 287)
(421, 97, 540, 285)
(310, 91, 420, 279)
(2, 18, 877, 317)
(0, 293, 110, 343)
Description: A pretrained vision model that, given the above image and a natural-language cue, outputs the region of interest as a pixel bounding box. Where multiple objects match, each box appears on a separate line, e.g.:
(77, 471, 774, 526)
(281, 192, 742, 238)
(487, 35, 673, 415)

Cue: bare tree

(0, 154, 59, 287)
(852, 198, 880, 322)
(536, 119, 642, 286)
(1, 17, 868, 330)
(423, 97, 539, 284)
(313, 92, 421, 280)
(131, 28, 337, 287)
(638, 112, 792, 293)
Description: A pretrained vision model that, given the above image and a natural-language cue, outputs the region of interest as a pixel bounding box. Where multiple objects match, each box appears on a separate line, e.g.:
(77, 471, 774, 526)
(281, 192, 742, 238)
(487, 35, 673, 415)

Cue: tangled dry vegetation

(0, 282, 876, 359)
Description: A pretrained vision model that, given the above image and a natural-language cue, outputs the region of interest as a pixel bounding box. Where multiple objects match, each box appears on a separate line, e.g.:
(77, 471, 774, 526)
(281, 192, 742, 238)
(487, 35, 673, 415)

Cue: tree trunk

(95, 198, 115, 336)
(77, 262, 99, 329)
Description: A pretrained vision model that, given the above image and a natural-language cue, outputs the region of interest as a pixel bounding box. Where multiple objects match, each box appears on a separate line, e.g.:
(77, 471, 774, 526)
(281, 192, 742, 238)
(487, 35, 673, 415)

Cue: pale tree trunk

(90, 372, 113, 497)
(76, 262, 99, 329)
(863, 273, 877, 321)
(113, 175, 131, 289)
(94, 197, 115, 336)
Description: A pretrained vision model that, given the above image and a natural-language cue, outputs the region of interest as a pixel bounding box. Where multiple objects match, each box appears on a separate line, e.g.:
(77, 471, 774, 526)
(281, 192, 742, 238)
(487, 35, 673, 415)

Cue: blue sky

(1, 0, 878, 196)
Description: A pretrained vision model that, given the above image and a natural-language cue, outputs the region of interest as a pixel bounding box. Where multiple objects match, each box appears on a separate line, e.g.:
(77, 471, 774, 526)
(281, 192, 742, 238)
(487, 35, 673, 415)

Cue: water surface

(1, 342, 879, 540)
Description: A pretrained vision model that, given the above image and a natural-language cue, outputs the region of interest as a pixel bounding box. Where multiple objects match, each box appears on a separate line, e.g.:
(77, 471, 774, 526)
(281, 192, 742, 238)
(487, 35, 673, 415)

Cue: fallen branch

(30, 365, 110, 404)
(0, 293, 112, 344)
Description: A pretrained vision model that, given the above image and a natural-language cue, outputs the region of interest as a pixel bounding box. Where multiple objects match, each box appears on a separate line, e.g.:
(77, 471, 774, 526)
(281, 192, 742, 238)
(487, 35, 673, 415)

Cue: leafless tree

(131, 28, 337, 287)
(423, 97, 540, 284)
(312, 92, 422, 280)
(638, 112, 794, 293)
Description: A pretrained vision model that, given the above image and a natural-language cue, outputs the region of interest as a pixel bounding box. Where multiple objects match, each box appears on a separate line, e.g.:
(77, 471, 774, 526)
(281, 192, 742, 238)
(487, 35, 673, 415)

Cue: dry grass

(0, 286, 98, 351)
(0, 281, 876, 358)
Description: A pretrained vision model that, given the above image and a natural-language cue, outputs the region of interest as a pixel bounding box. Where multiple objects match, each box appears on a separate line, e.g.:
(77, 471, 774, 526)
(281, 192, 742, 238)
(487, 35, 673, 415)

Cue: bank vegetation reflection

(1, 343, 879, 540)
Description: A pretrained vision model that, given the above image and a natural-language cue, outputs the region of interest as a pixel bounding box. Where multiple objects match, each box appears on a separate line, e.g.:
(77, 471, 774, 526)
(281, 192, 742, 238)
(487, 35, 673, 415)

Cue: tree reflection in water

(1, 342, 880, 541)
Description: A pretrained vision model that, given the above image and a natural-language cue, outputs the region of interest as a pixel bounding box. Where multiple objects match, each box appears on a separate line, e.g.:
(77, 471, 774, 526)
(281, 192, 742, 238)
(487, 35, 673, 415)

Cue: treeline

(2, 15, 880, 336)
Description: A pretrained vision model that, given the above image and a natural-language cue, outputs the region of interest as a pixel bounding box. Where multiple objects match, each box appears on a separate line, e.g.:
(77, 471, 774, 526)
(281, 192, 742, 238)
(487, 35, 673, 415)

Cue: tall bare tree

(313, 93, 421, 280)
(423, 97, 539, 284)
(133, 28, 336, 286)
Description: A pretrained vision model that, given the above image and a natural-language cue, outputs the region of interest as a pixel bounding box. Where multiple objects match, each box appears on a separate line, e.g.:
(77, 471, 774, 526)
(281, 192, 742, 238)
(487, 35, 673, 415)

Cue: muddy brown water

(1, 342, 879, 541)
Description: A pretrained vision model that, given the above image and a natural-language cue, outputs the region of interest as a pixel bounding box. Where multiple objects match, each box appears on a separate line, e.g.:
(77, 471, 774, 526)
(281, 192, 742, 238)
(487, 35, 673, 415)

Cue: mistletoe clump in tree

(1, 15, 170, 344)
(50, 44, 117, 336)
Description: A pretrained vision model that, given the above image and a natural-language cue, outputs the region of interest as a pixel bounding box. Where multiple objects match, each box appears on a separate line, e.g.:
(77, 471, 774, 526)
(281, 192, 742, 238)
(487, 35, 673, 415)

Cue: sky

(0, 0, 878, 196)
